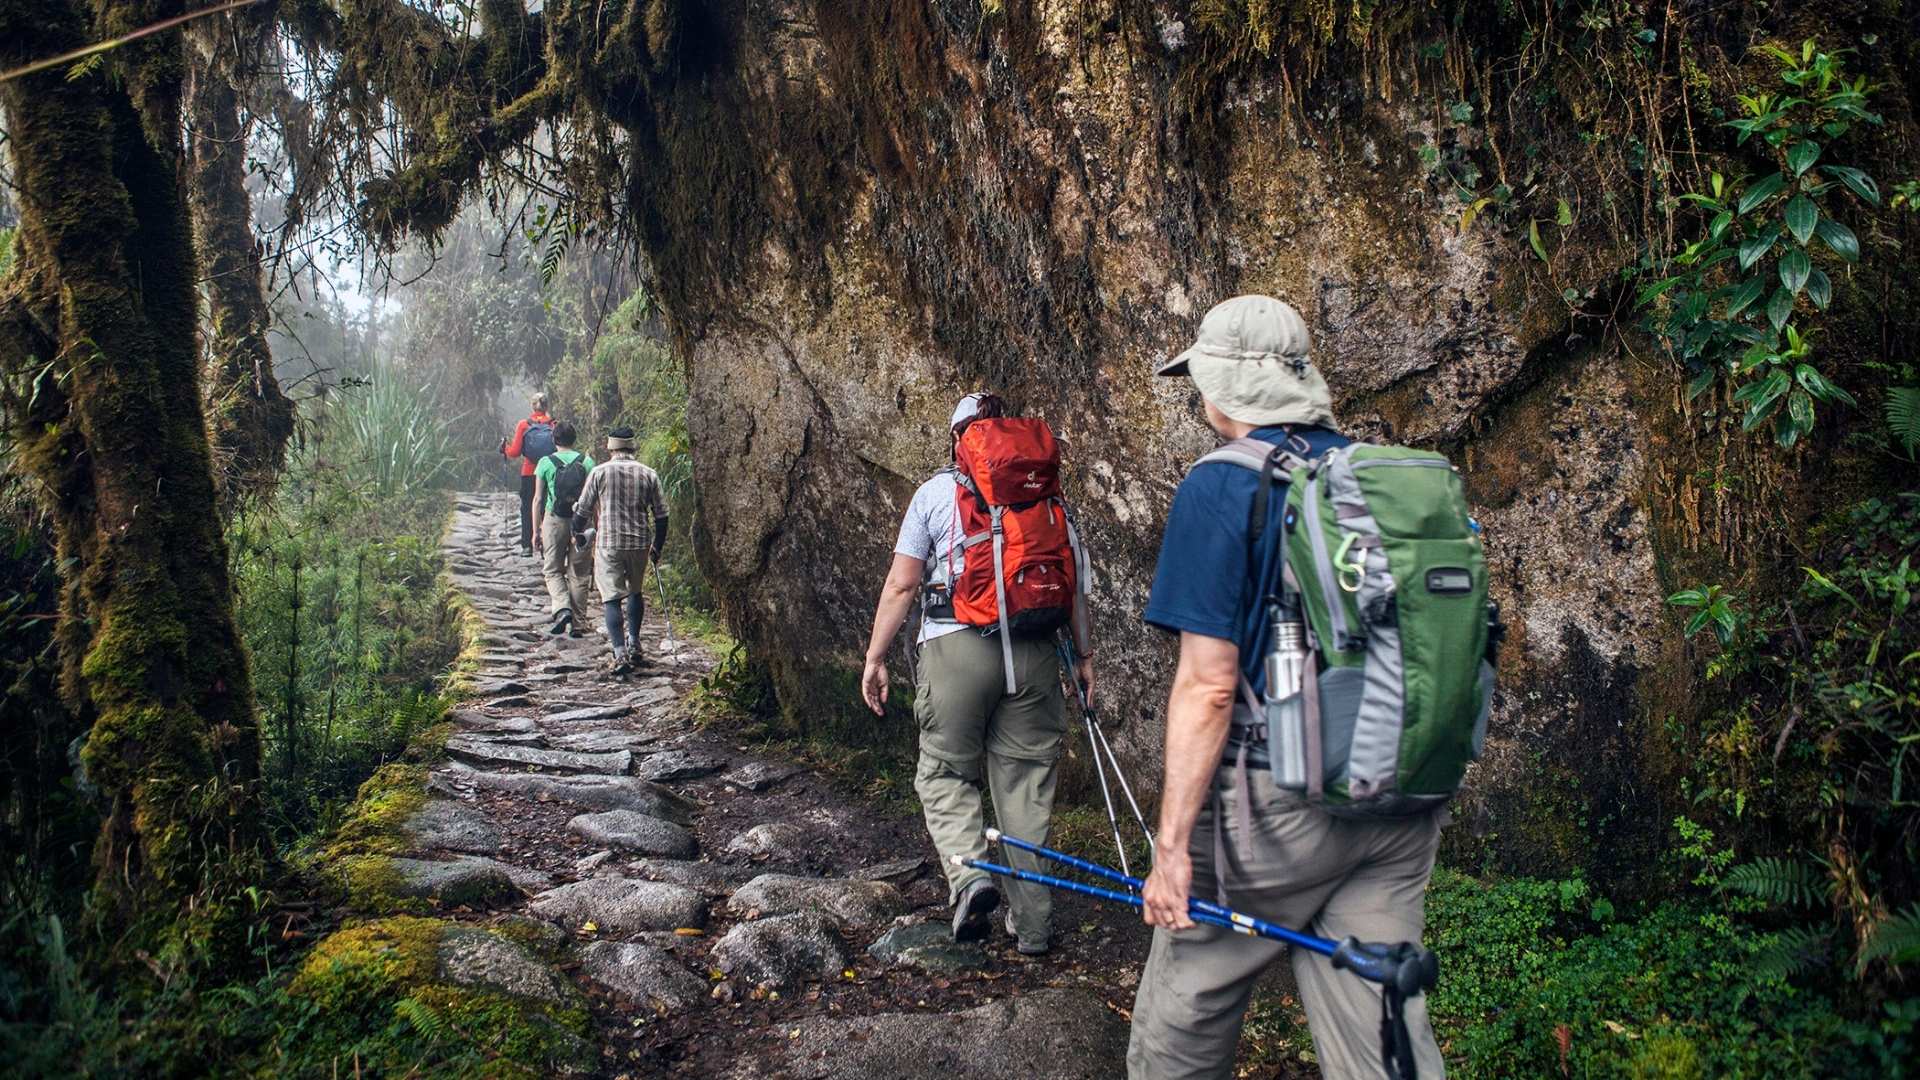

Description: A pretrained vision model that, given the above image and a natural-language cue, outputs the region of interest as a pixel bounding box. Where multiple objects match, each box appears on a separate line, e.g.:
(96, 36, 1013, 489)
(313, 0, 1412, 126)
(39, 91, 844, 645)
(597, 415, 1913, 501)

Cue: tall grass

(318, 370, 463, 501)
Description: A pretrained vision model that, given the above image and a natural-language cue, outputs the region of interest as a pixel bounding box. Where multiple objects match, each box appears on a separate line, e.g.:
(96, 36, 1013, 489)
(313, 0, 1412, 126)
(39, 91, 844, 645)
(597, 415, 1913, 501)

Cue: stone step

(444, 736, 630, 775)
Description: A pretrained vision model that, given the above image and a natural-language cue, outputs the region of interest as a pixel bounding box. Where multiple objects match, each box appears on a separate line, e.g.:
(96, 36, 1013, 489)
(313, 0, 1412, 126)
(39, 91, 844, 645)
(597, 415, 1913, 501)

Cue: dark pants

(517, 474, 535, 549)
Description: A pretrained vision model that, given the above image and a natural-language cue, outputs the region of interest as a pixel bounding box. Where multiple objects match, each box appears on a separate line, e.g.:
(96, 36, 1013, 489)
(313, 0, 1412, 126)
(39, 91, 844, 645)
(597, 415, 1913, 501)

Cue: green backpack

(1201, 437, 1500, 817)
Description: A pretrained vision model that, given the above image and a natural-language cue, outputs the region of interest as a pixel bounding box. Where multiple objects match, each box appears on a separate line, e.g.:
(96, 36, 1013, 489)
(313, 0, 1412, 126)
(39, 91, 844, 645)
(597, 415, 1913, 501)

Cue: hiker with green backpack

(1128, 295, 1498, 1080)
(531, 420, 595, 637)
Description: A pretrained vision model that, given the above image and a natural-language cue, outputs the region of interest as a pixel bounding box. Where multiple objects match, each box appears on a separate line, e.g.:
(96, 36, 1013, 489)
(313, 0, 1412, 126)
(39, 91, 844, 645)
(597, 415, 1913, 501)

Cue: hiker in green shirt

(531, 421, 595, 636)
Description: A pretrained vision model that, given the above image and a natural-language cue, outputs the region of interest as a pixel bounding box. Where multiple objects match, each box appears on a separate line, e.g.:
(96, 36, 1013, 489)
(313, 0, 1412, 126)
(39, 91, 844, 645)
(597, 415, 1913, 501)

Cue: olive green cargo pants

(913, 631, 1066, 943)
(1128, 765, 1447, 1080)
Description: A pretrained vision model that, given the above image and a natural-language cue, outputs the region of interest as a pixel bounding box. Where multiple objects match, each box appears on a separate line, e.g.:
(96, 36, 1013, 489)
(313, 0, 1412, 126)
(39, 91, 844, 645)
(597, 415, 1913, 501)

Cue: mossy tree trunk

(0, 0, 268, 960)
(186, 6, 297, 509)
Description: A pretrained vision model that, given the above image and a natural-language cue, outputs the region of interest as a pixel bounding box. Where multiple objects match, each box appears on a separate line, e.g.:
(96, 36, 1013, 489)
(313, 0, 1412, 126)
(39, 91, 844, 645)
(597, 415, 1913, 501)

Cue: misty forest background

(1, 0, 1919, 1077)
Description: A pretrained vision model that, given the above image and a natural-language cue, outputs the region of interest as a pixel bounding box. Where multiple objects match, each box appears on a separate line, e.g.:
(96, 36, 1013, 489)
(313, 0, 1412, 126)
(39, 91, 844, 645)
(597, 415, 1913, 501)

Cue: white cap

(951, 392, 994, 431)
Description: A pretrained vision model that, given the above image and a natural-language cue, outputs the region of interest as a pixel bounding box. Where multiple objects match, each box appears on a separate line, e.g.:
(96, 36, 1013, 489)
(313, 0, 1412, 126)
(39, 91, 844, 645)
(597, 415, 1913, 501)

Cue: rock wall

(624, 1, 1912, 880)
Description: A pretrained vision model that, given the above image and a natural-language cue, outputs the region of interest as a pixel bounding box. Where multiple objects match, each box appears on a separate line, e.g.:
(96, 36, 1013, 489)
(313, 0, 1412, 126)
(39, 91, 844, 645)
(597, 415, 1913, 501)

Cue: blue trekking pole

(961, 833, 1439, 1080)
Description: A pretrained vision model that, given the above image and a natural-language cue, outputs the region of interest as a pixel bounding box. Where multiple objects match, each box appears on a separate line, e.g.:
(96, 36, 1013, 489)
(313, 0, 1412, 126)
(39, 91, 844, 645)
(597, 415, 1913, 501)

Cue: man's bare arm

(1141, 632, 1241, 929)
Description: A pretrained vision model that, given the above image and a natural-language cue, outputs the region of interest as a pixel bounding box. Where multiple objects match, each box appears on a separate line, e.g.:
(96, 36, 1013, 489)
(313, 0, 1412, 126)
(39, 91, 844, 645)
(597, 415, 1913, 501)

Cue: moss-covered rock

(290, 916, 590, 1076)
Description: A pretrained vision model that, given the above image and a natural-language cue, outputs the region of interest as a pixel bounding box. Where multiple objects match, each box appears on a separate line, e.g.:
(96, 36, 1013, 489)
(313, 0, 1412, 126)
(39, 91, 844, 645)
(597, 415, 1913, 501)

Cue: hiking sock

(624, 593, 644, 648)
(603, 601, 625, 652)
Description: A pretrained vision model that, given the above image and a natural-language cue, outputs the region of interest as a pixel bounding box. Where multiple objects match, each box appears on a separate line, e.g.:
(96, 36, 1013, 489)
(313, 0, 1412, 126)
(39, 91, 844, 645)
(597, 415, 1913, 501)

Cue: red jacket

(503, 412, 552, 477)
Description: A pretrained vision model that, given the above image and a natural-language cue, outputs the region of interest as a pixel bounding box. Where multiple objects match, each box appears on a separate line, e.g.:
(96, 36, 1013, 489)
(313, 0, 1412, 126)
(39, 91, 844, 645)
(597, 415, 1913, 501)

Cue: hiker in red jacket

(501, 393, 555, 556)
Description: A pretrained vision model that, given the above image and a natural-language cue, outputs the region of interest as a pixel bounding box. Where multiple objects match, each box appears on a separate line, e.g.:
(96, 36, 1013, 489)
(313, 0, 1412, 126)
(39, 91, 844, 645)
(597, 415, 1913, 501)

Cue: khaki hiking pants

(540, 516, 593, 623)
(913, 631, 1065, 943)
(1128, 766, 1447, 1080)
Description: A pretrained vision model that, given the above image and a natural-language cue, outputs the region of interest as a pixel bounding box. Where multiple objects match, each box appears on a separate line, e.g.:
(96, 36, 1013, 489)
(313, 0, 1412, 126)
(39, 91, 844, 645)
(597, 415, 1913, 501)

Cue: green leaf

(1738, 172, 1788, 214)
(1556, 198, 1573, 227)
(1741, 370, 1792, 429)
(1723, 857, 1826, 909)
(1667, 588, 1708, 607)
(1767, 286, 1794, 331)
(1787, 387, 1815, 434)
(1636, 275, 1681, 308)
(1784, 195, 1819, 244)
(1739, 227, 1779, 270)
(1779, 248, 1811, 294)
(1724, 276, 1767, 318)
(1806, 268, 1832, 310)
(1820, 164, 1881, 205)
(1793, 363, 1856, 407)
(1685, 609, 1712, 636)
(1528, 219, 1548, 262)
(1814, 218, 1860, 262)
(1458, 196, 1493, 233)
(1686, 367, 1719, 400)
(1786, 139, 1821, 176)
(1708, 210, 1733, 240)
(1737, 341, 1773, 374)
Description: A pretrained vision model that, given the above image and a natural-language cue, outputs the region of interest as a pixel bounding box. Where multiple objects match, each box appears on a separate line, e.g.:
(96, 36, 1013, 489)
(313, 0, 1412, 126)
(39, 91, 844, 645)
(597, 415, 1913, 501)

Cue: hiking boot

(549, 610, 572, 636)
(951, 878, 1000, 943)
(609, 648, 633, 676)
(1005, 912, 1050, 956)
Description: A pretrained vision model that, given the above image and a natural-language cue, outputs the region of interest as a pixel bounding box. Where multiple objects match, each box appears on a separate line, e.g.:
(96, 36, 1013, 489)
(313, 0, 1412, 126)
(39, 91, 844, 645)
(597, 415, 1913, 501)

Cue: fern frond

(1721, 857, 1827, 909)
(1753, 925, 1831, 979)
(1858, 903, 1920, 970)
(394, 996, 450, 1041)
(1887, 387, 1920, 456)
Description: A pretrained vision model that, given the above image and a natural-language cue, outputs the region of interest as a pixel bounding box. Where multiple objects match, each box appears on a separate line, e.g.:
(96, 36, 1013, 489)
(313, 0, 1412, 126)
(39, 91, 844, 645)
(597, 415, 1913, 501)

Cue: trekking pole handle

(1330, 938, 1440, 997)
(1056, 638, 1092, 711)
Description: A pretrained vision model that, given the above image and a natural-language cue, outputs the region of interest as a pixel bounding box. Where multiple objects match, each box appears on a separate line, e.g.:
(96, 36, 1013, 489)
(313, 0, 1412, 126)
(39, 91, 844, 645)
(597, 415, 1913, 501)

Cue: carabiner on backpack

(1333, 531, 1366, 593)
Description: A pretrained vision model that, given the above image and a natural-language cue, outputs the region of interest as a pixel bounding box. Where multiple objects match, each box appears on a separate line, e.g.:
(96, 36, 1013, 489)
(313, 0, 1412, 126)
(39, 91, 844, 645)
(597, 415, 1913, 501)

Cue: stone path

(419, 493, 1144, 1077)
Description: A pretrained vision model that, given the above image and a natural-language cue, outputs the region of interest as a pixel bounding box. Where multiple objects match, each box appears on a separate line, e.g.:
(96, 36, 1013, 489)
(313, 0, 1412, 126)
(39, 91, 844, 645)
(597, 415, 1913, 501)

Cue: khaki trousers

(1127, 766, 1447, 1080)
(594, 547, 649, 605)
(540, 517, 593, 622)
(912, 631, 1065, 942)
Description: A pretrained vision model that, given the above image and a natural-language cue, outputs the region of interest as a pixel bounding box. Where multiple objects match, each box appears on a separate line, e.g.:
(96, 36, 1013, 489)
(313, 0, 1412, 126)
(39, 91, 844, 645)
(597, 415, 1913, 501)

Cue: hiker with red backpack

(860, 392, 1094, 952)
(531, 421, 595, 637)
(501, 392, 556, 556)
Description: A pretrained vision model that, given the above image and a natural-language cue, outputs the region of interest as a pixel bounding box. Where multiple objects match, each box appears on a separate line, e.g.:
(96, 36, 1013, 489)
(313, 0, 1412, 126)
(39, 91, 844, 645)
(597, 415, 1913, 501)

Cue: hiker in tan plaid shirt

(570, 425, 670, 673)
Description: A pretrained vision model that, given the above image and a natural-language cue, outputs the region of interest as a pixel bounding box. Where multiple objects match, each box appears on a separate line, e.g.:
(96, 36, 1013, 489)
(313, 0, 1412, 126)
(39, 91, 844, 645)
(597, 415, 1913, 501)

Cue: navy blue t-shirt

(1143, 425, 1351, 699)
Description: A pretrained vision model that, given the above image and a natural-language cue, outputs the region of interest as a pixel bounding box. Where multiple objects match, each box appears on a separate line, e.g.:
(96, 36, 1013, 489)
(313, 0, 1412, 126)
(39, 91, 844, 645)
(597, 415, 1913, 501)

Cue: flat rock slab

(724, 823, 805, 858)
(551, 730, 656, 753)
(485, 695, 536, 710)
(635, 750, 727, 783)
(437, 927, 575, 1005)
(727, 874, 906, 931)
(853, 857, 926, 883)
(577, 941, 708, 1013)
(467, 678, 529, 697)
(535, 661, 592, 675)
(711, 912, 848, 991)
(449, 712, 538, 735)
(568, 810, 698, 858)
(546, 704, 635, 724)
(733, 988, 1127, 1080)
(403, 800, 503, 854)
(459, 730, 545, 747)
(463, 771, 698, 824)
(445, 736, 631, 775)
(627, 858, 758, 897)
(528, 878, 707, 934)
(721, 761, 802, 792)
(389, 857, 521, 906)
(868, 920, 987, 973)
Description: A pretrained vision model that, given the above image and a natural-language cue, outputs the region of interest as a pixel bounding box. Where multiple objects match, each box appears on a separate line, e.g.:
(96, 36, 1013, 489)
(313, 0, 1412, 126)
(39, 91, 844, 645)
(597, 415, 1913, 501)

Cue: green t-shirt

(534, 449, 595, 511)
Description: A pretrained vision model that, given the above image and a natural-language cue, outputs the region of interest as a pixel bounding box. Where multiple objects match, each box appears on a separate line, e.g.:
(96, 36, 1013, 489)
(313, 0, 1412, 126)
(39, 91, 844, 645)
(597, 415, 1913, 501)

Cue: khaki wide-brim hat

(1158, 294, 1335, 428)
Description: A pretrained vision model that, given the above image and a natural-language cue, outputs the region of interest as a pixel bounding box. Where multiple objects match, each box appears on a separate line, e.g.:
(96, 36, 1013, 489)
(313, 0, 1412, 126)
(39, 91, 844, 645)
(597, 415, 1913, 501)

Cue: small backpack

(1202, 437, 1498, 817)
(551, 453, 589, 518)
(949, 417, 1090, 693)
(520, 420, 556, 462)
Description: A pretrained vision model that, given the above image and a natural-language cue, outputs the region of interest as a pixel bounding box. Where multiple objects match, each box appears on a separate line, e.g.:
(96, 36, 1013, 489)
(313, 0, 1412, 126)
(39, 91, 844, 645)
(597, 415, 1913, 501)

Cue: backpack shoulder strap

(1190, 436, 1313, 549)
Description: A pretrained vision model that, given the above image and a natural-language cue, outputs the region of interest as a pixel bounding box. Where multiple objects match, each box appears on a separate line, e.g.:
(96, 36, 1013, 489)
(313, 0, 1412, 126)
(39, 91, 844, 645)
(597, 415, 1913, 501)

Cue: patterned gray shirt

(573, 455, 669, 554)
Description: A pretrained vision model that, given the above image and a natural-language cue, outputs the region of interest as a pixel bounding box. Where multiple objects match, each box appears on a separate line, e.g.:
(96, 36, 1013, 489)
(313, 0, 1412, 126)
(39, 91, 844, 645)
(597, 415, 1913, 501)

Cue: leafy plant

(1667, 583, 1743, 645)
(1639, 40, 1881, 447)
(1887, 386, 1920, 459)
(1722, 856, 1828, 909)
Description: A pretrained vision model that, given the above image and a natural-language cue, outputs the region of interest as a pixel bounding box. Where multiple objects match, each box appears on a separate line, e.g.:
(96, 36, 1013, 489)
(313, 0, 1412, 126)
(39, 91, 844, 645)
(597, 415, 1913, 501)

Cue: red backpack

(948, 417, 1090, 692)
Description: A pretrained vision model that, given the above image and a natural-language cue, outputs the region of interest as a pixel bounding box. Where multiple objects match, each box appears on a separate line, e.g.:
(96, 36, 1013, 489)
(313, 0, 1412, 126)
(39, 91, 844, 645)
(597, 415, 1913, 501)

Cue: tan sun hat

(1157, 294, 1335, 428)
